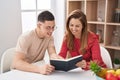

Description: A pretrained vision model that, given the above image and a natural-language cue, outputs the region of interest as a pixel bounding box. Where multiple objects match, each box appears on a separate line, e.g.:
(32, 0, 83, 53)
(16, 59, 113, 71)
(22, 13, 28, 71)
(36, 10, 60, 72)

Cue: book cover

(50, 55, 83, 72)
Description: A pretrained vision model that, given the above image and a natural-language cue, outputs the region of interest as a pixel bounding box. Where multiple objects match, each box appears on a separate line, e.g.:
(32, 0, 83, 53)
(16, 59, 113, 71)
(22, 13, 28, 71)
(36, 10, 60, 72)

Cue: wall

(44, 0, 66, 62)
(0, 0, 22, 68)
(51, 0, 66, 53)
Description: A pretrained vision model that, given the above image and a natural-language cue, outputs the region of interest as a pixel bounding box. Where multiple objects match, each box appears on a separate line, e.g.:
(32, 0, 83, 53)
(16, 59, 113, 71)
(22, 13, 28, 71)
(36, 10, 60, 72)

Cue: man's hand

(50, 54, 64, 59)
(38, 64, 55, 75)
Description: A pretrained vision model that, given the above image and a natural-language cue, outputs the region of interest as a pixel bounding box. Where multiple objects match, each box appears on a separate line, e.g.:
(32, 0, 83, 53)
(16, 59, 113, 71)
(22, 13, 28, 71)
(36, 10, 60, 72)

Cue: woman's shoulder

(88, 31, 99, 39)
(63, 34, 67, 41)
(88, 31, 99, 44)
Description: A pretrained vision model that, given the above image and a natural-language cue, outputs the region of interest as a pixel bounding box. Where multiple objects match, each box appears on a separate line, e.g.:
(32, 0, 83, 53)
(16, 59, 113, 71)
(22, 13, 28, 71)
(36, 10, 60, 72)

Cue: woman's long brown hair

(66, 9, 88, 54)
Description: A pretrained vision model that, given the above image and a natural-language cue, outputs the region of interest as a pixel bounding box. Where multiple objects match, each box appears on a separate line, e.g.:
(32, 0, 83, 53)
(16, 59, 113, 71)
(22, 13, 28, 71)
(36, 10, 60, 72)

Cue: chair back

(0, 48, 16, 73)
(100, 46, 113, 68)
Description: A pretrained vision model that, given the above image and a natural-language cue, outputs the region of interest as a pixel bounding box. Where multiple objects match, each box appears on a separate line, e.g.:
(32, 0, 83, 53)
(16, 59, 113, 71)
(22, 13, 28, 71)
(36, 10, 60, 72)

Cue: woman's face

(69, 18, 83, 38)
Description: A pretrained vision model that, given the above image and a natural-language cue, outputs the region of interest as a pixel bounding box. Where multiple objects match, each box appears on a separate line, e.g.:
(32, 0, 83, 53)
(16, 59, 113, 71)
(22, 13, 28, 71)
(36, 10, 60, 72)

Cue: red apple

(117, 75, 120, 80)
(106, 73, 118, 80)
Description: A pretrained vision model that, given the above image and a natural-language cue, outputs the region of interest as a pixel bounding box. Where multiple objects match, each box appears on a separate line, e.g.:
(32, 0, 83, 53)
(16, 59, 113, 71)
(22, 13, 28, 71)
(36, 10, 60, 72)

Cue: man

(11, 11, 62, 75)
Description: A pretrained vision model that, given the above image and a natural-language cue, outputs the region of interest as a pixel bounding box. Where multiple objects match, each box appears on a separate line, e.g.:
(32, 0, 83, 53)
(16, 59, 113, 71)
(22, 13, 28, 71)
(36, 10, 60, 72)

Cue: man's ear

(37, 21, 41, 28)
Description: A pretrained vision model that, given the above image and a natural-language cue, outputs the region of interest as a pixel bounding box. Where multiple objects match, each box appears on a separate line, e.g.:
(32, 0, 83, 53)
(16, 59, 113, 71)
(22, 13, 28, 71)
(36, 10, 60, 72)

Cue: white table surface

(0, 68, 99, 80)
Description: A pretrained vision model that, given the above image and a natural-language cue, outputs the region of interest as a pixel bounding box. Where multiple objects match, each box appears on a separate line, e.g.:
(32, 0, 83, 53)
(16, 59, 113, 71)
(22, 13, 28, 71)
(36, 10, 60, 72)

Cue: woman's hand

(76, 60, 87, 68)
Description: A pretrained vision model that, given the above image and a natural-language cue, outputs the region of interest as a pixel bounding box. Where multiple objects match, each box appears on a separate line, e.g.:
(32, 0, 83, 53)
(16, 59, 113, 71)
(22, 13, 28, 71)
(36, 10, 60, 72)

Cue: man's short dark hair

(38, 11, 55, 22)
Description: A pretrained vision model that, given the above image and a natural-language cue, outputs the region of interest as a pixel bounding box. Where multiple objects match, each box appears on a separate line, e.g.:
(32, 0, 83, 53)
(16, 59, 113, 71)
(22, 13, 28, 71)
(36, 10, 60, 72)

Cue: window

(20, 0, 51, 33)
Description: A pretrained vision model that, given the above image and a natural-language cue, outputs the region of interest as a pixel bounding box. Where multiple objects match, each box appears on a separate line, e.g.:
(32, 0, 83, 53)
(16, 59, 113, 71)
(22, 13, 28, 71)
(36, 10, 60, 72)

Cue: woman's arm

(59, 39, 68, 58)
(91, 38, 107, 68)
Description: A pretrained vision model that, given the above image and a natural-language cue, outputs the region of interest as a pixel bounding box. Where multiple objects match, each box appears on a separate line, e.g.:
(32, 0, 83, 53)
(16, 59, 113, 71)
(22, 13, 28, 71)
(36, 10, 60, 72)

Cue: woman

(59, 9, 106, 70)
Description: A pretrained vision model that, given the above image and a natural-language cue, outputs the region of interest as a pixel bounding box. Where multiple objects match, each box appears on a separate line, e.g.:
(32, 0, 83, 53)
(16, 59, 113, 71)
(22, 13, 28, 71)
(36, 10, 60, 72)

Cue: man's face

(38, 20, 55, 38)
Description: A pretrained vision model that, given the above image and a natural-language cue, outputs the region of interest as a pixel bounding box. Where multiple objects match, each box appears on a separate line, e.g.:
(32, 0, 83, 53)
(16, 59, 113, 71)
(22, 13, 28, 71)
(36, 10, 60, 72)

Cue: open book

(50, 55, 83, 72)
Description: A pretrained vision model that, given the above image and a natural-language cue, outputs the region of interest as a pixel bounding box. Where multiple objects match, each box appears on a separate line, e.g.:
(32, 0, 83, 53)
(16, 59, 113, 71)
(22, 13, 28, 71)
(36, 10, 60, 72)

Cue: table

(0, 68, 103, 80)
(0, 60, 103, 80)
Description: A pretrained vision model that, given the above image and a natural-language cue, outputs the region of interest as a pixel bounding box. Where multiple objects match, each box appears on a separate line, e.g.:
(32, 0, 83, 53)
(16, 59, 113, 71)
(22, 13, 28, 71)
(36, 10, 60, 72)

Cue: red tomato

(106, 73, 118, 80)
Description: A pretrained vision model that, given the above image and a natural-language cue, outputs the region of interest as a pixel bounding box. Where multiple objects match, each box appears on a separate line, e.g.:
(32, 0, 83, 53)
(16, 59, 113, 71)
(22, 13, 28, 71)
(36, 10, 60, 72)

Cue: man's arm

(11, 52, 54, 75)
(48, 46, 63, 59)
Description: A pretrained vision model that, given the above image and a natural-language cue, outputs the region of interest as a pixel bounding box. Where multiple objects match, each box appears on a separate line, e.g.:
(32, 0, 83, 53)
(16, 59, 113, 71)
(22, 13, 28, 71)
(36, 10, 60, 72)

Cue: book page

(50, 55, 82, 62)
(66, 55, 82, 61)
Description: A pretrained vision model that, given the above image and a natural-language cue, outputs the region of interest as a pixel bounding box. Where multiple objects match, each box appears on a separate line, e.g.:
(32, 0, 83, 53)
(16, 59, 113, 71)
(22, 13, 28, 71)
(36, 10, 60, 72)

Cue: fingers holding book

(76, 60, 87, 68)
